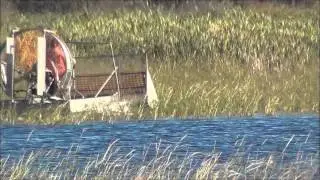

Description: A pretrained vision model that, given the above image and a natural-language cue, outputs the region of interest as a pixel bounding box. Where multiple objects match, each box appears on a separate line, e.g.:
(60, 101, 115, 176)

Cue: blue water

(1, 115, 319, 168)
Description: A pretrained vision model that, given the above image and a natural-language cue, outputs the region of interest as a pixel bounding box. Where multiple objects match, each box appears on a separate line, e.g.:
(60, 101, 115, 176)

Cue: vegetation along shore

(0, 3, 319, 124)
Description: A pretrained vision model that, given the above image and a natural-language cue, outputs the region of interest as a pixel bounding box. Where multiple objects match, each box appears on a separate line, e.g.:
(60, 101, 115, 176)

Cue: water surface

(1, 115, 319, 166)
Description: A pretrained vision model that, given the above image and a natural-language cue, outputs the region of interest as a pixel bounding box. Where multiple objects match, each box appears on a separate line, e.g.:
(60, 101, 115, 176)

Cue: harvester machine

(0, 28, 158, 113)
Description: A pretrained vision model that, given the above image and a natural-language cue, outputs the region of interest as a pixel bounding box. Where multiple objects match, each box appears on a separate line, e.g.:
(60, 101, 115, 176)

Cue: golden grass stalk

(0, 139, 318, 179)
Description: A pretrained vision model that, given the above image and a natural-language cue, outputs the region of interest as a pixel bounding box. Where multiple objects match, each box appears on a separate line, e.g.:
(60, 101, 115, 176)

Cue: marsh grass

(0, 102, 142, 125)
(0, 56, 318, 125)
(1, 4, 318, 68)
(151, 58, 319, 118)
(1, 138, 319, 179)
(0, 4, 319, 123)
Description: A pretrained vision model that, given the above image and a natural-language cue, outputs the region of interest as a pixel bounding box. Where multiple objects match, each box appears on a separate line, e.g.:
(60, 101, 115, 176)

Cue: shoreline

(1, 105, 318, 125)
(1, 4, 318, 125)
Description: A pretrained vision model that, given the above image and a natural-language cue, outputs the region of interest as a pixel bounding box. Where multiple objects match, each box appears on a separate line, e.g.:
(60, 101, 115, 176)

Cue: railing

(72, 71, 146, 98)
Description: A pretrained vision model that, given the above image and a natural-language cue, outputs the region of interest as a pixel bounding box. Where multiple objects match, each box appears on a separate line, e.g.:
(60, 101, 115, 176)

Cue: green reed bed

(1, 139, 319, 179)
(0, 4, 319, 123)
(1, 5, 318, 66)
(151, 59, 318, 118)
(2, 57, 317, 124)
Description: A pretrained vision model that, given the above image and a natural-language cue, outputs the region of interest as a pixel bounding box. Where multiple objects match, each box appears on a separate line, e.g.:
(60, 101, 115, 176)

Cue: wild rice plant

(1, 5, 318, 69)
(0, 4, 318, 123)
(1, 138, 318, 179)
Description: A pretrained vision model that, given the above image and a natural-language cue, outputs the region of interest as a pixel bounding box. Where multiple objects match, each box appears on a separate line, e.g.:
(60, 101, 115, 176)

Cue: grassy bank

(1, 60, 318, 125)
(0, 4, 319, 124)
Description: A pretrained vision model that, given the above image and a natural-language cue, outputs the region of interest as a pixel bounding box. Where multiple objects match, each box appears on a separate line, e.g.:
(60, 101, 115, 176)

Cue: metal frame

(1, 28, 159, 112)
(73, 43, 121, 99)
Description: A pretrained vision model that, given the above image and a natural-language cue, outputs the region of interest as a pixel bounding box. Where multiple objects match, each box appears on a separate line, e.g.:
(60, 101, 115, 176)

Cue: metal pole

(10, 43, 14, 103)
(94, 68, 118, 98)
(110, 43, 120, 99)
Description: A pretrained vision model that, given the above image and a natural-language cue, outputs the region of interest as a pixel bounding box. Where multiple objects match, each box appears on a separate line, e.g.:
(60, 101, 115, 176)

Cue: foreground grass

(1, 138, 319, 179)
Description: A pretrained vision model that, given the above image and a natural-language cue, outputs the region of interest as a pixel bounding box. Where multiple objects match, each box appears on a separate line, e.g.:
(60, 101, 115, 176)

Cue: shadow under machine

(0, 28, 158, 112)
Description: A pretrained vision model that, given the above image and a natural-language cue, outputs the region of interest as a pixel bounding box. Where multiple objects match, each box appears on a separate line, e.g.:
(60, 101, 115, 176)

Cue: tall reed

(0, 4, 318, 123)
(1, 138, 318, 179)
